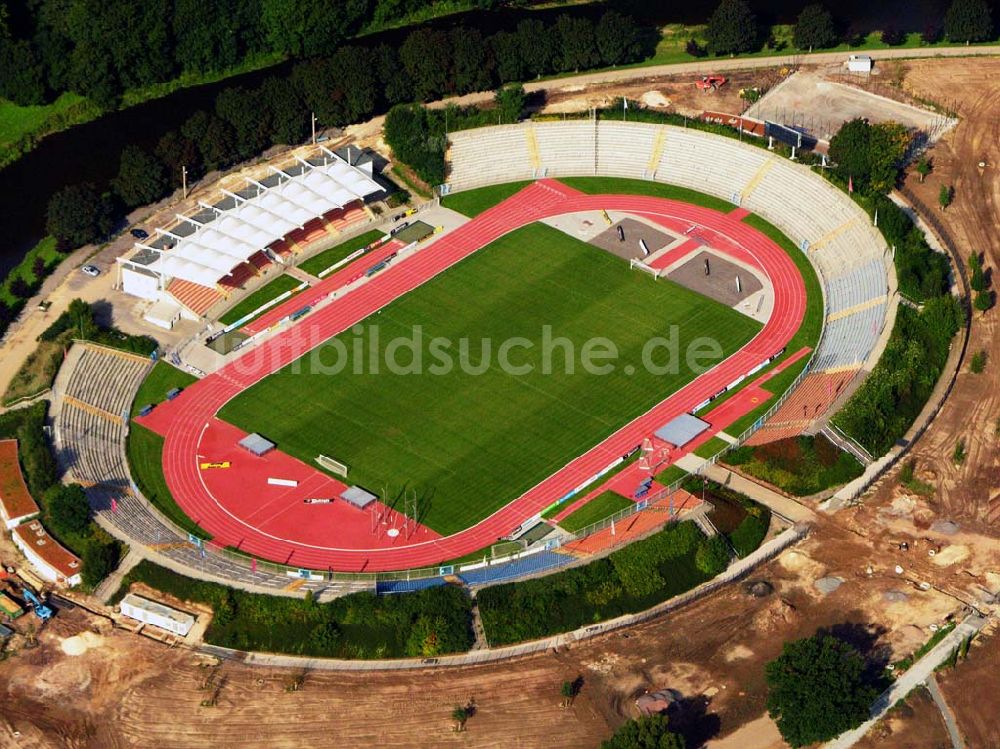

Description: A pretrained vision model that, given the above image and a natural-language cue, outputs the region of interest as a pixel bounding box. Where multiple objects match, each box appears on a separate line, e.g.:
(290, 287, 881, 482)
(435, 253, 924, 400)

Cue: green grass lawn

(219, 222, 761, 535)
(218, 274, 303, 326)
(654, 464, 688, 486)
(693, 436, 730, 459)
(0, 236, 66, 306)
(442, 181, 533, 217)
(126, 362, 209, 536)
(298, 230, 386, 277)
(126, 423, 212, 538)
(558, 490, 634, 533)
(130, 361, 198, 416)
(560, 176, 735, 213)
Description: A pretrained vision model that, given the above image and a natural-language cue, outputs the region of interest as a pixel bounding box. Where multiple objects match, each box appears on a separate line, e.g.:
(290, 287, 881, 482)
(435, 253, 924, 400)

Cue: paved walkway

(93, 546, 144, 603)
(926, 674, 966, 749)
(823, 614, 987, 749)
(702, 463, 816, 524)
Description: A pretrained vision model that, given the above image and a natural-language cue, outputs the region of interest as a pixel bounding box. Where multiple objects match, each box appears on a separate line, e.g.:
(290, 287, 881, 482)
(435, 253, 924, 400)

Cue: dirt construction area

(5, 57, 1000, 749)
(877, 57, 1000, 530)
(2, 517, 996, 749)
(745, 69, 954, 143)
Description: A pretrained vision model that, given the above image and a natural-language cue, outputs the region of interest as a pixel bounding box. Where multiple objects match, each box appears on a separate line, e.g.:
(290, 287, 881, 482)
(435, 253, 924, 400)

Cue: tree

(706, 0, 758, 56)
(916, 156, 932, 182)
(45, 483, 90, 536)
(881, 26, 906, 45)
(450, 27, 494, 95)
(181, 110, 237, 171)
(695, 536, 729, 575)
(793, 4, 837, 51)
(451, 706, 469, 732)
(969, 252, 986, 292)
(113, 145, 168, 209)
(601, 716, 685, 749)
(0, 38, 47, 105)
(555, 15, 598, 72)
(82, 539, 118, 588)
(155, 130, 202, 185)
(373, 44, 412, 107)
(217, 86, 275, 160)
(494, 83, 526, 124)
(939, 183, 954, 210)
(399, 28, 451, 101)
(974, 289, 992, 313)
(258, 76, 307, 145)
(9, 277, 33, 299)
(491, 30, 525, 83)
(766, 635, 878, 747)
(944, 0, 993, 43)
(45, 183, 115, 249)
(595, 11, 639, 66)
(828, 118, 910, 194)
(517, 19, 553, 79)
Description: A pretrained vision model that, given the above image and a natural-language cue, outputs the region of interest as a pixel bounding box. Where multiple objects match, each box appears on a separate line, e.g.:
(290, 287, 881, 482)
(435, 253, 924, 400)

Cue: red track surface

(140, 180, 806, 571)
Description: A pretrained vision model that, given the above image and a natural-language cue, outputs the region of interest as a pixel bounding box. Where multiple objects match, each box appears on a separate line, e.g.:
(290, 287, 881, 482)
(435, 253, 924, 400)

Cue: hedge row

(832, 295, 963, 455)
(682, 476, 772, 557)
(478, 521, 728, 646)
(115, 561, 473, 659)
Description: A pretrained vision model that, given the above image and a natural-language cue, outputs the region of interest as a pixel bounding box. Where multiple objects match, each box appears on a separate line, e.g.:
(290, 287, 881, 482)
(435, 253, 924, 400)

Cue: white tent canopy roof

(133, 152, 382, 288)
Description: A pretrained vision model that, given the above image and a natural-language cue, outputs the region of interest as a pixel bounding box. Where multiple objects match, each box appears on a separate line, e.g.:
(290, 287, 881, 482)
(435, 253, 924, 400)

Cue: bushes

(869, 195, 950, 302)
(479, 521, 734, 645)
(0, 401, 121, 586)
(833, 295, 963, 455)
(723, 435, 864, 496)
(682, 476, 771, 557)
(114, 561, 474, 659)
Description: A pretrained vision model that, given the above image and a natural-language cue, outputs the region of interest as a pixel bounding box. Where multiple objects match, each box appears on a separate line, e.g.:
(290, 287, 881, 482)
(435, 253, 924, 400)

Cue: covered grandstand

(115, 146, 385, 319)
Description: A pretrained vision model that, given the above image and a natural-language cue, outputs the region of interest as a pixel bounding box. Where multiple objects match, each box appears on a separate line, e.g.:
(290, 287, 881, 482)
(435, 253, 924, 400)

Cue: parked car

(130, 228, 149, 239)
(81, 265, 100, 277)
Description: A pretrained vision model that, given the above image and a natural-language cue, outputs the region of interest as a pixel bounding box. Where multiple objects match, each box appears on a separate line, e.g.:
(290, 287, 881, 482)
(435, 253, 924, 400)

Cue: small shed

(119, 593, 195, 636)
(847, 54, 873, 73)
(239, 433, 275, 457)
(340, 485, 377, 510)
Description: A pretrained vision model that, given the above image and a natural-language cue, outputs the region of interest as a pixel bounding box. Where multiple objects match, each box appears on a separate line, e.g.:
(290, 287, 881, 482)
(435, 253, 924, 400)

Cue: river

(0, 0, 944, 277)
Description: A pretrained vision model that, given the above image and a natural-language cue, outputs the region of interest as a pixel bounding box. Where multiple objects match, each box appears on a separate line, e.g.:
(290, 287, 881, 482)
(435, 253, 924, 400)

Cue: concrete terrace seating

(446, 121, 894, 380)
(65, 346, 150, 418)
(54, 345, 370, 596)
(375, 577, 447, 594)
(826, 258, 888, 314)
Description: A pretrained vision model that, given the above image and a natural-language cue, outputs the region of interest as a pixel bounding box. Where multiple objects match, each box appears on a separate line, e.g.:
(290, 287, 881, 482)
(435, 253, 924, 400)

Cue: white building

(11, 520, 82, 587)
(847, 55, 873, 73)
(119, 593, 195, 636)
(115, 145, 384, 321)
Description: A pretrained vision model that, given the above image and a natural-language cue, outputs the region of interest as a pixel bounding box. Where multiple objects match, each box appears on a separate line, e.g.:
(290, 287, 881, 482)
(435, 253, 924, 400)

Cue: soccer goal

(315, 454, 349, 477)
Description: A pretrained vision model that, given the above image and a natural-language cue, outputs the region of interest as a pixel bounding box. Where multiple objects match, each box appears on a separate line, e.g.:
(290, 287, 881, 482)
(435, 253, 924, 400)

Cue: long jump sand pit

(666, 250, 763, 307)
(590, 218, 674, 261)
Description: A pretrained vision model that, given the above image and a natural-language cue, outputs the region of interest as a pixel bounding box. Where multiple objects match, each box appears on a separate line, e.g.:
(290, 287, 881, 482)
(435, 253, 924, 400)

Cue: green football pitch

(218, 223, 762, 535)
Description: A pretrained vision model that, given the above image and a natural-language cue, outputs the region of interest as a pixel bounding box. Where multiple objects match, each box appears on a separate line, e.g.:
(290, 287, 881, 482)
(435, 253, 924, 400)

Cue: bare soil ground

(937, 627, 1000, 748)
(537, 68, 786, 119)
(853, 687, 952, 749)
(0, 519, 976, 749)
(876, 58, 1000, 531)
(745, 69, 949, 142)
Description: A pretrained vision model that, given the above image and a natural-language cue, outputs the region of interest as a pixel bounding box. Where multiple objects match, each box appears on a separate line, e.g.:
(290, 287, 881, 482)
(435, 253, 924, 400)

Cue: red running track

(143, 180, 806, 571)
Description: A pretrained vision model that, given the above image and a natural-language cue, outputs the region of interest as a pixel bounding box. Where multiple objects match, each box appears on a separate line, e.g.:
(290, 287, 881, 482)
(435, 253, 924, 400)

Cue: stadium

(7, 1, 1000, 743)
(58, 119, 891, 588)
